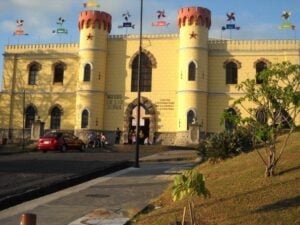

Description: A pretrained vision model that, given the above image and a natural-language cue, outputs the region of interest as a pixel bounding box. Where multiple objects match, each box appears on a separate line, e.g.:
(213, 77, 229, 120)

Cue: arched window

(50, 106, 62, 129)
(256, 107, 268, 125)
(81, 109, 89, 128)
(53, 63, 64, 83)
(28, 64, 39, 85)
(256, 61, 267, 84)
(131, 52, 152, 92)
(187, 110, 196, 130)
(225, 108, 237, 131)
(188, 62, 196, 81)
(226, 62, 238, 84)
(83, 64, 91, 82)
(25, 106, 36, 128)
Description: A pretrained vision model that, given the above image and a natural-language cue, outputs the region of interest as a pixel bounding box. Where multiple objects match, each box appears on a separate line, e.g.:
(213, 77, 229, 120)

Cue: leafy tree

(172, 169, 210, 224)
(227, 61, 300, 177)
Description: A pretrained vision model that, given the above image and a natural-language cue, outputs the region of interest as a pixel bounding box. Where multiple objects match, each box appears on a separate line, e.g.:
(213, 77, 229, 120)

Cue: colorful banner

(278, 22, 296, 30)
(222, 24, 240, 30)
(152, 21, 170, 27)
(13, 29, 28, 36)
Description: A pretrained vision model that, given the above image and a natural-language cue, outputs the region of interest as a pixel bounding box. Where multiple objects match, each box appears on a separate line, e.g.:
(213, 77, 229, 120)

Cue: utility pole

(22, 90, 25, 151)
(135, 0, 143, 168)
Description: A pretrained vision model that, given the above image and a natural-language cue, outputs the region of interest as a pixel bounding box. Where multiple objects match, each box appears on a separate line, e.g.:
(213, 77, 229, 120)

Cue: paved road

(0, 145, 164, 209)
(0, 150, 198, 225)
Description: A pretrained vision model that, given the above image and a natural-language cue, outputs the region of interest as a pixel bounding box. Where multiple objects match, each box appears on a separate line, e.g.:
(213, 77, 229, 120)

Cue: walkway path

(0, 150, 198, 225)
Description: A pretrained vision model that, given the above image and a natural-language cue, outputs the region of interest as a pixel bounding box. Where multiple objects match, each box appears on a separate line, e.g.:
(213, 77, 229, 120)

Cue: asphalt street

(0, 149, 198, 225)
(0, 145, 164, 210)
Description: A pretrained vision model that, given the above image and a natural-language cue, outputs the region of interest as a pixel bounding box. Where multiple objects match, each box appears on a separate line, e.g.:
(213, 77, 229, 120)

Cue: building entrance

(129, 117, 150, 144)
(124, 97, 156, 145)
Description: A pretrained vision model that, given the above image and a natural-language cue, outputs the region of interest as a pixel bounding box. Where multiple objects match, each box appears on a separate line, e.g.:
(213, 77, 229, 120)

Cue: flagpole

(135, 0, 143, 168)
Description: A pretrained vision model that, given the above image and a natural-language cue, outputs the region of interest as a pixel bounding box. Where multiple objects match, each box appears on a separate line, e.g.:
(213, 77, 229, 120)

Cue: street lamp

(22, 90, 25, 151)
(135, 0, 143, 168)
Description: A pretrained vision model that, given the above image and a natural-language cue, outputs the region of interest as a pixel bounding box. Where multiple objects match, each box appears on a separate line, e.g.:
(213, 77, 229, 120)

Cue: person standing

(131, 130, 136, 144)
(115, 128, 121, 144)
(100, 132, 107, 147)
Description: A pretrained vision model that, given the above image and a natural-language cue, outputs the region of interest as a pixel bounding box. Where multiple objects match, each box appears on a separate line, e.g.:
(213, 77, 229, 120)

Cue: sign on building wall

(155, 99, 175, 111)
(106, 94, 123, 110)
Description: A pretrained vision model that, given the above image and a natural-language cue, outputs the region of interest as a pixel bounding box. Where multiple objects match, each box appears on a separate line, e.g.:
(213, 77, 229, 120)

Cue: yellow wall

(105, 34, 179, 132)
(0, 29, 300, 138)
(0, 44, 78, 129)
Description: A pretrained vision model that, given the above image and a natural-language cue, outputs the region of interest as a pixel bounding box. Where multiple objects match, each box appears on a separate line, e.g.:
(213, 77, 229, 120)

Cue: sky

(0, 0, 299, 89)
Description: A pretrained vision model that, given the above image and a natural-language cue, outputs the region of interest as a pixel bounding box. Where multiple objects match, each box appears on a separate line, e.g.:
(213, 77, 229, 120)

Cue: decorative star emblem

(87, 33, 93, 40)
(190, 31, 197, 39)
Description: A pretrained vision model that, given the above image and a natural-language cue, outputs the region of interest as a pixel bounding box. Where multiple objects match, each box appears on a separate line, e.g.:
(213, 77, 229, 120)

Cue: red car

(37, 131, 85, 152)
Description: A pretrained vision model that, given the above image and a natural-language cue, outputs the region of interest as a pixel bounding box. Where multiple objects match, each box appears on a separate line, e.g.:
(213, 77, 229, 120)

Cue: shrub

(198, 127, 254, 162)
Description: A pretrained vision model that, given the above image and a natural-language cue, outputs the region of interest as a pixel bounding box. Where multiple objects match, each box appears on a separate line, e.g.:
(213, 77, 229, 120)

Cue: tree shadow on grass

(278, 165, 300, 175)
(254, 196, 300, 212)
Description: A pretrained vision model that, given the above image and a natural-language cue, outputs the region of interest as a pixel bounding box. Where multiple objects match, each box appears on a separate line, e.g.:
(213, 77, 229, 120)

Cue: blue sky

(0, 0, 299, 89)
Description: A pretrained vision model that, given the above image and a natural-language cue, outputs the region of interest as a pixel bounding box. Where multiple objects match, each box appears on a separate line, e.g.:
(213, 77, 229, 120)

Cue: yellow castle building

(0, 6, 299, 145)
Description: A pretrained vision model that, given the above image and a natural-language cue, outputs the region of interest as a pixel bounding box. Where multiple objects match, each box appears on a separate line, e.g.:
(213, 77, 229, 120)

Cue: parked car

(37, 131, 85, 152)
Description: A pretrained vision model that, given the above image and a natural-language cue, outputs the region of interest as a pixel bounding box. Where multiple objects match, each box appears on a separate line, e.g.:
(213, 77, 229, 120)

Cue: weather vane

(52, 17, 68, 34)
(152, 10, 170, 27)
(13, 19, 29, 36)
(221, 12, 240, 39)
(278, 10, 296, 30)
(118, 11, 135, 34)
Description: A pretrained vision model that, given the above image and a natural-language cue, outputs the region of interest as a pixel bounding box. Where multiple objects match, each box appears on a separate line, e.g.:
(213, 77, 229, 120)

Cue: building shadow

(254, 196, 300, 212)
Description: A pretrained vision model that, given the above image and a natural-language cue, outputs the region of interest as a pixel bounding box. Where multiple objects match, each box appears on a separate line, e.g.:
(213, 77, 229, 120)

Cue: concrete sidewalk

(0, 150, 198, 225)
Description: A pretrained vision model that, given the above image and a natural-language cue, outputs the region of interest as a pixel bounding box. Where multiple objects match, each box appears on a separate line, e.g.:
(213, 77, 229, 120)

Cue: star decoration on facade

(87, 33, 93, 40)
(190, 31, 197, 39)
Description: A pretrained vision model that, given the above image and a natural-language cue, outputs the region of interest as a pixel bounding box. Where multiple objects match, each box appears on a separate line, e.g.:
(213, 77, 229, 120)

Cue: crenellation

(178, 6, 211, 29)
(209, 39, 300, 51)
(109, 33, 179, 39)
(5, 43, 79, 53)
(78, 10, 112, 33)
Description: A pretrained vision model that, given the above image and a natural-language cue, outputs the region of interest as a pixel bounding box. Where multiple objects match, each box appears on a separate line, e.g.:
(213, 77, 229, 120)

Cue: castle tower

(177, 7, 211, 132)
(76, 10, 111, 131)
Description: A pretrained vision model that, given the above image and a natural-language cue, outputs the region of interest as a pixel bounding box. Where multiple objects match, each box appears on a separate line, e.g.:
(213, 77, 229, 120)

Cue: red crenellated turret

(78, 10, 112, 33)
(178, 7, 211, 29)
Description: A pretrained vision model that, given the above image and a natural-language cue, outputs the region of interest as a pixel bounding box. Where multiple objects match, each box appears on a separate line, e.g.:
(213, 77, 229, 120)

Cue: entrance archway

(124, 97, 156, 144)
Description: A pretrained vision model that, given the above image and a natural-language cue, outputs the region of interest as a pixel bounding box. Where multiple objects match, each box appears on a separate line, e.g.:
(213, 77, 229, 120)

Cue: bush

(198, 127, 253, 162)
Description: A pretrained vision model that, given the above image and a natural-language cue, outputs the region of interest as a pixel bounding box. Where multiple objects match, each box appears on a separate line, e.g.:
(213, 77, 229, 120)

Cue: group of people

(128, 129, 151, 145)
(87, 131, 107, 149)
(87, 128, 152, 148)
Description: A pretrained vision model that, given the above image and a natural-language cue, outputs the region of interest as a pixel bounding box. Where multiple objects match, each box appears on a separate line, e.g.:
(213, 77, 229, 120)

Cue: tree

(228, 61, 300, 177)
(172, 169, 210, 225)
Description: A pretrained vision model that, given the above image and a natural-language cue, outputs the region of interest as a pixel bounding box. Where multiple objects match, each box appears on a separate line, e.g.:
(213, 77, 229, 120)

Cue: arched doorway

(124, 97, 156, 144)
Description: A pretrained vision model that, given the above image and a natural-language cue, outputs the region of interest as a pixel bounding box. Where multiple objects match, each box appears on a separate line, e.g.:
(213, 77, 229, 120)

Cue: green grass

(131, 132, 300, 225)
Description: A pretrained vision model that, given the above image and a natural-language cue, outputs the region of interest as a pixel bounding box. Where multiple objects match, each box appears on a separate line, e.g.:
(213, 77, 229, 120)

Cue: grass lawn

(130, 132, 300, 225)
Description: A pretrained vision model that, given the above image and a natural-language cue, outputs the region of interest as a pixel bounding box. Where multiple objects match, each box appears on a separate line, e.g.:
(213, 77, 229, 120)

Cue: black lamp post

(134, 0, 143, 168)
(22, 90, 25, 151)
